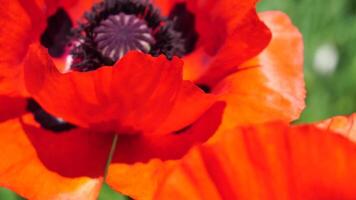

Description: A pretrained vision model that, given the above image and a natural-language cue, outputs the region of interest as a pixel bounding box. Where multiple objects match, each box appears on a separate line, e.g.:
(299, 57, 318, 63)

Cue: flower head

(0, 0, 306, 199)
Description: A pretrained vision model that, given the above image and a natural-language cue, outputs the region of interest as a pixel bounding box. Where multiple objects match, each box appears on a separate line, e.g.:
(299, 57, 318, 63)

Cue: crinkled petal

(212, 11, 305, 135)
(24, 44, 216, 134)
(316, 114, 356, 142)
(0, 116, 110, 200)
(0, 0, 46, 96)
(106, 102, 225, 200)
(197, 10, 272, 86)
(155, 122, 356, 200)
(154, 1, 270, 84)
(186, 0, 259, 54)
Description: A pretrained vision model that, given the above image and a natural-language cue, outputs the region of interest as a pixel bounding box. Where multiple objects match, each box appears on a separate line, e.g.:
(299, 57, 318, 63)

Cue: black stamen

(70, 0, 194, 71)
(168, 3, 199, 55)
(40, 8, 73, 58)
(27, 99, 76, 133)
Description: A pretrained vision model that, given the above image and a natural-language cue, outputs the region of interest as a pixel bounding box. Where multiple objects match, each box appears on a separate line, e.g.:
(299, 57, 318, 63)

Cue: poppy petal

(106, 102, 225, 199)
(0, 75, 27, 97)
(45, 0, 100, 22)
(24, 44, 215, 134)
(155, 122, 356, 199)
(0, 0, 48, 96)
(186, 0, 259, 54)
(212, 11, 305, 133)
(0, 96, 27, 122)
(153, 0, 180, 15)
(316, 114, 356, 142)
(197, 10, 272, 86)
(155, 1, 271, 83)
(0, 116, 108, 200)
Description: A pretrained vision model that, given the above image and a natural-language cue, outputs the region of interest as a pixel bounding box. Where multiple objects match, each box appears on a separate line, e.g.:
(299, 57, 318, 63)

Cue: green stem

(104, 134, 119, 182)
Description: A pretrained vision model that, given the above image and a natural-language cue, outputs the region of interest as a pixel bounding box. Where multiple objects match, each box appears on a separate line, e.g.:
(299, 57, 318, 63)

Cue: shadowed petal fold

(0, 96, 27, 122)
(0, 117, 108, 200)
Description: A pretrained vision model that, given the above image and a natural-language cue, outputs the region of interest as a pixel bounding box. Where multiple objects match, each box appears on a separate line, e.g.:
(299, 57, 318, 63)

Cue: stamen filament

(104, 133, 119, 182)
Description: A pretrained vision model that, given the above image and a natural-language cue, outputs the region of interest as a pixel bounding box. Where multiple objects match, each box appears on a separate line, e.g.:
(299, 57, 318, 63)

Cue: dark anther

(168, 3, 199, 54)
(196, 84, 212, 93)
(27, 99, 76, 133)
(40, 8, 73, 58)
(70, 0, 196, 71)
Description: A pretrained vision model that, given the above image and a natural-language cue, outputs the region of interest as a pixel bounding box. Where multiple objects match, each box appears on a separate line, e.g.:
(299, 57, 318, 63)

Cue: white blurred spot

(55, 117, 65, 123)
(313, 43, 339, 76)
(63, 55, 73, 73)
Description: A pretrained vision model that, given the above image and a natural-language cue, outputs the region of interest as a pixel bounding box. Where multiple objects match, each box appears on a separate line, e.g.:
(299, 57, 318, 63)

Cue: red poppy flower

(0, 0, 305, 199)
(154, 114, 356, 200)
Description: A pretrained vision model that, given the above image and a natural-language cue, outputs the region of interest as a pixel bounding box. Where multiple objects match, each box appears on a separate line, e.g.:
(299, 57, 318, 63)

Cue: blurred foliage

(258, 0, 356, 122)
(98, 184, 129, 200)
(2, 0, 356, 199)
(0, 188, 22, 200)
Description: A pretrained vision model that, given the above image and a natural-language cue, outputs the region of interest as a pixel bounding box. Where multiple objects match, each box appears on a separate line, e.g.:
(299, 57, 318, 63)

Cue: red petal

(0, 0, 46, 96)
(24, 44, 215, 134)
(155, 122, 356, 199)
(0, 116, 107, 200)
(0, 75, 27, 97)
(197, 10, 272, 86)
(150, 0, 181, 15)
(212, 11, 305, 135)
(45, 0, 100, 22)
(0, 96, 27, 122)
(316, 114, 356, 142)
(106, 102, 225, 199)
(186, 0, 259, 55)
(154, 1, 271, 84)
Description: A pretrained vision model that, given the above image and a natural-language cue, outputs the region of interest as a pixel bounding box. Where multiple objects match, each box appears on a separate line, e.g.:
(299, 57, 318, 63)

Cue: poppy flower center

(68, 0, 198, 71)
(35, 1, 199, 132)
(93, 13, 155, 61)
(40, 1, 198, 72)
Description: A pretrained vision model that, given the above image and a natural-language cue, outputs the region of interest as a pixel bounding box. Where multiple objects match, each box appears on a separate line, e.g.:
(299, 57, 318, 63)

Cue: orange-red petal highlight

(212, 11, 305, 134)
(155, 122, 356, 200)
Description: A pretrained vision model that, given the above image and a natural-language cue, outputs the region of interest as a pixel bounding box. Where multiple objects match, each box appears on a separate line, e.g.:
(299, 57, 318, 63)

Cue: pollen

(93, 13, 155, 61)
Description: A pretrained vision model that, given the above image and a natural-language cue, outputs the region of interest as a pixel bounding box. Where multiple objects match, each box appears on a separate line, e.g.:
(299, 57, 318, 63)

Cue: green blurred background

(1, 0, 356, 199)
